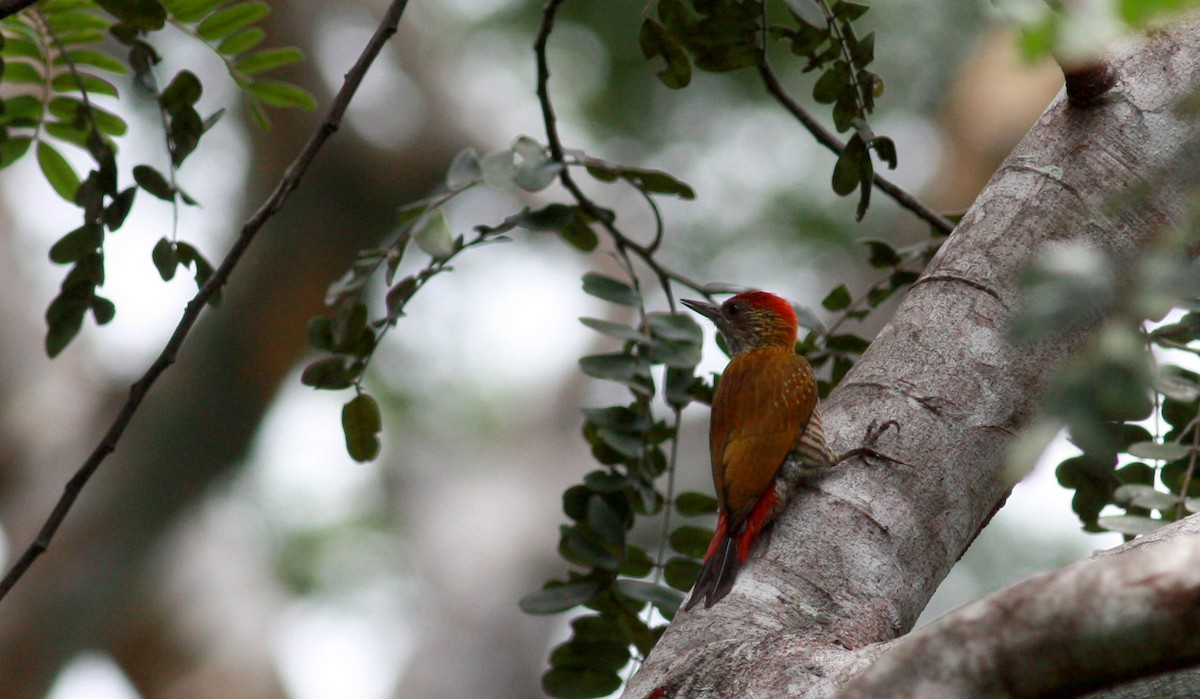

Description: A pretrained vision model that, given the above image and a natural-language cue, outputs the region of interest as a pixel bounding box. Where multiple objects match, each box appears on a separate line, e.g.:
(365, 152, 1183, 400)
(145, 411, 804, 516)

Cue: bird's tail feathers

(685, 517, 742, 610)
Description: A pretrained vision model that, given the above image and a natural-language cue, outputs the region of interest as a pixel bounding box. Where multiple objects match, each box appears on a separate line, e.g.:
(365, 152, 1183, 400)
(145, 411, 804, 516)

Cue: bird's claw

(831, 420, 906, 468)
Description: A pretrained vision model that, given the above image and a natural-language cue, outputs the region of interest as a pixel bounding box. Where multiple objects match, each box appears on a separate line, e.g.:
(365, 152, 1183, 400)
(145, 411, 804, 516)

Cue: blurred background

(0, 0, 1123, 697)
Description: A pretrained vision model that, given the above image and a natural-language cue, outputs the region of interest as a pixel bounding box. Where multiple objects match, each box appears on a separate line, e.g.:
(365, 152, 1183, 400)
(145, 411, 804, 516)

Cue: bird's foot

(831, 419, 906, 468)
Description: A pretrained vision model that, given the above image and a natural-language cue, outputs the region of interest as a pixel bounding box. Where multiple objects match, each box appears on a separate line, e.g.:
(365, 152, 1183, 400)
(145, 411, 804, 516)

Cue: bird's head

(682, 291, 799, 355)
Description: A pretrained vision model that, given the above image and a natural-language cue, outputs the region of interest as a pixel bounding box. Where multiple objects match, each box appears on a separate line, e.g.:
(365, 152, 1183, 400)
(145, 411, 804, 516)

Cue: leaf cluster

(780, 0, 894, 219)
(0, 0, 313, 356)
(640, 0, 895, 222)
(796, 235, 938, 396)
(1012, 241, 1200, 537)
(302, 135, 699, 464)
(521, 273, 717, 698)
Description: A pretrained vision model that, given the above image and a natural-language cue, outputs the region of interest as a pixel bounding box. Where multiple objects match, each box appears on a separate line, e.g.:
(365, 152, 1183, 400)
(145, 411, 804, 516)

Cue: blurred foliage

(997, 0, 1200, 62)
(1012, 237, 1200, 538)
(0, 0, 313, 355)
(642, 0, 895, 218)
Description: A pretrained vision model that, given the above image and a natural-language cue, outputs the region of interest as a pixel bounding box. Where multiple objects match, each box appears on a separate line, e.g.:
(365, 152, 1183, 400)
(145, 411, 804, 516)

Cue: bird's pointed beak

(681, 298, 721, 322)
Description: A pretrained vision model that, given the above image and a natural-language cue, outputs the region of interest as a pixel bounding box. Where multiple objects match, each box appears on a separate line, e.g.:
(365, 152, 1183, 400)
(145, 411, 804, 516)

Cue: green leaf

(0, 135, 31, 168)
(94, 0, 166, 30)
(517, 203, 576, 231)
(862, 239, 901, 268)
(235, 47, 304, 75)
(1097, 514, 1165, 536)
(614, 579, 683, 617)
(581, 272, 639, 306)
(664, 366, 700, 407)
(169, 0, 227, 23)
(396, 199, 431, 224)
(620, 544, 654, 577)
(58, 49, 128, 74)
(832, 133, 868, 196)
(669, 525, 713, 558)
(246, 80, 316, 110)
(446, 148, 481, 190)
(570, 614, 628, 643)
(579, 353, 652, 386)
(675, 491, 718, 515)
(45, 279, 94, 358)
(639, 18, 691, 89)
(90, 295, 115, 324)
(579, 317, 645, 343)
(49, 224, 103, 264)
(300, 357, 354, 390)
(37, 141, 81, 202)
(133, 164, 175, 200)
(413, 210, 455, 260)
(648, 312, 702, 343)
(542, 668, 621, 699)
(786, 0, 826, 27)
(559, 524, 621, 571)
(558, 215, 598, 252)
(342, 393, 382, 462)
(196, 1, 270, 41)
(160, 70, 203, 112)
(1126, 440, 1192, 462)
(105, 186, 137, 231)
(51, 72, 118, 97)
(626, 168, 695, 199)
(46, 11, 111, 34)
(664, 556, 702, 591)
(514, 155, 563, 192)
(217, 27, 266, 55)
(1112, 484, 1180, 512)
(822, 283, 852, 311)
(152, 237, 178, 280)
(2, 61, 45, 86)
(586, 495, 626, 546)
(813, 61, 849, 104)
(549, 639, 630, 672)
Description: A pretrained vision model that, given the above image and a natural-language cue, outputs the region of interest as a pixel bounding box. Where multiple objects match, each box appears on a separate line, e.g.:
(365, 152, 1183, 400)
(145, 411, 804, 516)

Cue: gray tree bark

(625, 19, 1200, 699)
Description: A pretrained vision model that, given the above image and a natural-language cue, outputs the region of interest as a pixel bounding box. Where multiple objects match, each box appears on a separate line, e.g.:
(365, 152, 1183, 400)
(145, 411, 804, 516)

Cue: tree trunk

(625, 20, 1200, 699)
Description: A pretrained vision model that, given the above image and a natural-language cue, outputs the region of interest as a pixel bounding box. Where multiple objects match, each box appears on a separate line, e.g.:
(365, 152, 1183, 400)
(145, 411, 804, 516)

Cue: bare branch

(0, 0, 413, 604)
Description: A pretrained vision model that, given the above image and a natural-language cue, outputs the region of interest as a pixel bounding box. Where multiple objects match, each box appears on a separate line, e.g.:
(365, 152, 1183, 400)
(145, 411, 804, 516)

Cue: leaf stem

(756, 31, 955, 235)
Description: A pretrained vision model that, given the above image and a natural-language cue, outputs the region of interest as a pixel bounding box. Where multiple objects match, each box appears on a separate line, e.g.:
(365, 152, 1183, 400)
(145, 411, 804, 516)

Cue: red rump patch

(736, 487, 779, 561)
(702, 514, 728, 562)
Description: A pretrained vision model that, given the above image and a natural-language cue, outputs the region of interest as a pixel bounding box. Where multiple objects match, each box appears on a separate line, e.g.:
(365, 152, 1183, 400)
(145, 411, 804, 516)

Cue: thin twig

(1174, 415, 1200, 520)
(757, 58, 956, 236)
(534, 0, 711, 301)
(0, 0, 413, 604)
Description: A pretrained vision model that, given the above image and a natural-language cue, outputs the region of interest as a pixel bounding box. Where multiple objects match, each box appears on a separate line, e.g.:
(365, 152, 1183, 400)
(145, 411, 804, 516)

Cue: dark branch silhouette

(0, 0, 414, 604)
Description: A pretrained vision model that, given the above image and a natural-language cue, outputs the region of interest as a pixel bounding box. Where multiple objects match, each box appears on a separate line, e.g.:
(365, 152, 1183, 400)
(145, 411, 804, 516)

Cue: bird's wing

(710, 350, 817, 529)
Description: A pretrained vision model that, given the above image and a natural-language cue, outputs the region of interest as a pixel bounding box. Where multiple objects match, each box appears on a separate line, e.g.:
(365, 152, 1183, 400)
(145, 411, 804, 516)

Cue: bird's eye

(726, 302, 743, 316)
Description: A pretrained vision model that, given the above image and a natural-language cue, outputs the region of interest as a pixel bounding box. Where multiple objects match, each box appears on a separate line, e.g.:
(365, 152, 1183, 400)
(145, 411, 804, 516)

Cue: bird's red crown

(726, 291, 798, 333)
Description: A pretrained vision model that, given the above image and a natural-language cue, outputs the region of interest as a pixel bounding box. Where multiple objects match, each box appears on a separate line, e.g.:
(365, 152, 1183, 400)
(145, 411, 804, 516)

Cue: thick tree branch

(626, 19, 1200, 699)
(840, 518, 1200, 699)
(0, 0, 412, 604)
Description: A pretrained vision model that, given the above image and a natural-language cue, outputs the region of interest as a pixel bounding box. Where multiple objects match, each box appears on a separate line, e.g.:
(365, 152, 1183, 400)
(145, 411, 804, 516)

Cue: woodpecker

(680, 291, 834, 610)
